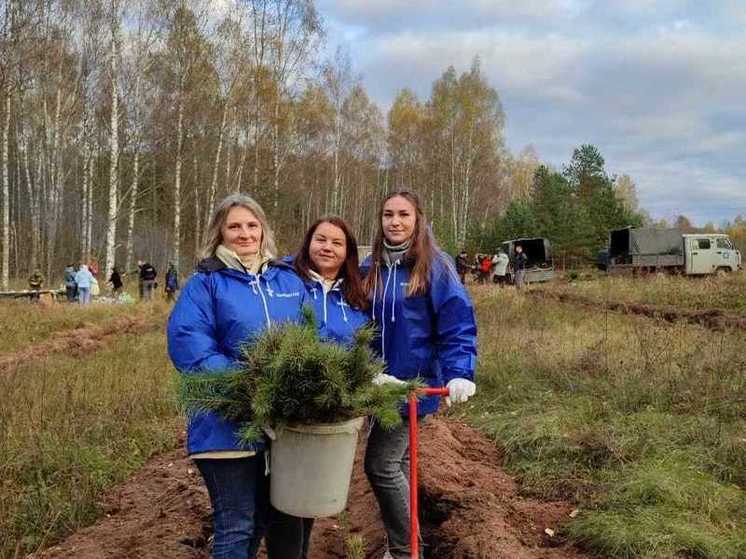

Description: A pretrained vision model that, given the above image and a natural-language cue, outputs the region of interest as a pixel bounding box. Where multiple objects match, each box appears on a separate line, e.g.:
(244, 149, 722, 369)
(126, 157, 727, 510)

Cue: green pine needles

(178, 306, 422, 444)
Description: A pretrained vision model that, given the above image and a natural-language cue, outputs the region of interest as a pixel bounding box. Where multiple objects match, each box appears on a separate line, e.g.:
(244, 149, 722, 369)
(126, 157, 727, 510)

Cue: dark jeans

(195, 455, 270, 559)
(364, 418, 423, 559)
(65, 285, 77, 302)
(266, 508, 314, 559)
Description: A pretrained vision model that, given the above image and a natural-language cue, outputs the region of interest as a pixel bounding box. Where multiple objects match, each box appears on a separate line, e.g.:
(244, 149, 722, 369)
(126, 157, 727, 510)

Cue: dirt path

(0, 315, 161, 373)
(530, 289, 746, 331)
(35, 417, 586, 559)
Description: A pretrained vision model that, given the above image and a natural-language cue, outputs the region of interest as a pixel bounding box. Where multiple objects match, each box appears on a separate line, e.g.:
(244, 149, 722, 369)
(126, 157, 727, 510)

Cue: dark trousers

(266, 508, 314, 559)
(195, 455, 270, 559)
(364, 419, 424, 559)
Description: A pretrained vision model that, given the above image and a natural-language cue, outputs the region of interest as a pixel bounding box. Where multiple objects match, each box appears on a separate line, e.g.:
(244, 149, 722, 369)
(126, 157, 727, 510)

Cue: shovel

(408, 387, 449, 559)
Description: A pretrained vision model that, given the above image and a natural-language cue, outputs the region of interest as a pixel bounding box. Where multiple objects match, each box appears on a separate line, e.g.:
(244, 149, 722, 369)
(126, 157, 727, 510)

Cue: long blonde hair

(363, 190, 437, 297)
(201, 194, 277, 259)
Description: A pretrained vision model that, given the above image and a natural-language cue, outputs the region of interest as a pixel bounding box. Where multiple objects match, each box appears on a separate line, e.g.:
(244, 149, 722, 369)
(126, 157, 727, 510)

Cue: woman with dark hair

(168, 193, 306, 559)
(266, 216, 369, 559)
(361, 191, 477, 559)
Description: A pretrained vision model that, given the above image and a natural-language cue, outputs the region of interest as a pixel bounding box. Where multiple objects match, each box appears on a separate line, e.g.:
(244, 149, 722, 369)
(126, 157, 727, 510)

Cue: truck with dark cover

(501, 237, 554, 283)
(605, 227, 741, 275)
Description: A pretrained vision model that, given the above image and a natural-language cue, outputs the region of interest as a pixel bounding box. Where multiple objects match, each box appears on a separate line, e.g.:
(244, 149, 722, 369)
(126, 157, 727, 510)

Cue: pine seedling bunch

(178, 306, 421, 443)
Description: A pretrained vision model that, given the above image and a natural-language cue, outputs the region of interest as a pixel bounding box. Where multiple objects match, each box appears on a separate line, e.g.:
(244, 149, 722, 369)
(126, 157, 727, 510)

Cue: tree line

(0, 0, 650, 288)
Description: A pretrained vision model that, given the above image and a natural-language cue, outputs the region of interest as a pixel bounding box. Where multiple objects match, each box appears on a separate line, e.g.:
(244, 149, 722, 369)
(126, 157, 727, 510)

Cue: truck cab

(684, 234, 741, 275)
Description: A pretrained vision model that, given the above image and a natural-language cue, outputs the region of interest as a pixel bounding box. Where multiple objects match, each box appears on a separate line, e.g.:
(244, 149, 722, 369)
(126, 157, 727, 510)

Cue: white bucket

(270, 416, 364, 517)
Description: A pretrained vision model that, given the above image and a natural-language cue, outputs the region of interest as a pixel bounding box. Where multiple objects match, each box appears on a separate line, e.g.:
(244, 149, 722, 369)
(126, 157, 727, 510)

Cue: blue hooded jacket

(300, 275, 369, 345)
(283, 256, 369, 344)
(167, 258, 306, 455)
(361, 252, 477, 416)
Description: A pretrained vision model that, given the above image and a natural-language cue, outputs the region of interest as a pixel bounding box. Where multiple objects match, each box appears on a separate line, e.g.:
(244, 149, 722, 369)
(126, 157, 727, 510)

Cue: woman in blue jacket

(361, 191, 477, 559)
(168, 194, 306, 559)
(266, 216, 369, 559)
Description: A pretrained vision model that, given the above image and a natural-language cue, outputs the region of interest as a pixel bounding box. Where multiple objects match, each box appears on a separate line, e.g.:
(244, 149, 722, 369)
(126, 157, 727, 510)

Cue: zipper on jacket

(380, 264, 394, 357)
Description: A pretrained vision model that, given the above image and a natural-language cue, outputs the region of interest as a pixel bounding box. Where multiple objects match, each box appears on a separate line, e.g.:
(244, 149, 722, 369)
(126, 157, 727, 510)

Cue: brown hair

(294, 217, 368, 311)
(363, 190, 437, 297)
(201, 193, 277, 259)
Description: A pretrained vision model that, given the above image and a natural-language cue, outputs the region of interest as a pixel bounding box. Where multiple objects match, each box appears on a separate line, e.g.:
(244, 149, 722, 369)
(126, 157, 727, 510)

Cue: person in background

(492, 250, 510, 287)
(361, 190, 477, 559)
(266, 216, 370, 559)
(75, 264, 94, 305)
(165, 262, 179, 302)
(108, 266, 123, 296)
(455, 250, 469, 284)
(513, 244, 528, 289)
(64, 263, 77, 302)
(478, 253, 492, 284)
(28, 269, 44, 302)
(140, 261, 157, 301)
(168, 193, 307, 559)
(136, 260, 144, 299)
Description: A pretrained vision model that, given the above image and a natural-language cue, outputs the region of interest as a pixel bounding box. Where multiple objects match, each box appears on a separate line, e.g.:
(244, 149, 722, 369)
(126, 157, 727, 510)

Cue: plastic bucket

(270, 416, 364, 517)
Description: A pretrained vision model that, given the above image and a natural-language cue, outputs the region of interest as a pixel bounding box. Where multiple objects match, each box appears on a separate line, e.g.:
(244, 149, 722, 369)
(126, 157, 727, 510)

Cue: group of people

(55, 260, 179, 305)
(454, 245, 529, 288)
(167, 191, 478, 559)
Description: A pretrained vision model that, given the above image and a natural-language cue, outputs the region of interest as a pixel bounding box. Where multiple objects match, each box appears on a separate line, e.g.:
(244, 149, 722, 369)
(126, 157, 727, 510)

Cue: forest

(1, 0, 733, 289)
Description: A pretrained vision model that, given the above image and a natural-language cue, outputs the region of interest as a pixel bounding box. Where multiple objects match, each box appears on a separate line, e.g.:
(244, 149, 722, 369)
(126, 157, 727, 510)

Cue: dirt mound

(35, 418, 587, 559)
(0, 316, 159, 374)
(531, 289, 746, 331)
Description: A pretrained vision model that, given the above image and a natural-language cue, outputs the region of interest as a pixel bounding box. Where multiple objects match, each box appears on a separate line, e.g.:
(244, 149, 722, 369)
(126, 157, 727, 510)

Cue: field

(1, 274, 745, 558)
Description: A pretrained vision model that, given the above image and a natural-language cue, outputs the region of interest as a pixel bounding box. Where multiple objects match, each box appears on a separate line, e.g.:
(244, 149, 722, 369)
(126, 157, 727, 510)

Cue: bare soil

(531, 289, 746, 331)
(35, 417, 587, 559)
(0, 315, 160, 373)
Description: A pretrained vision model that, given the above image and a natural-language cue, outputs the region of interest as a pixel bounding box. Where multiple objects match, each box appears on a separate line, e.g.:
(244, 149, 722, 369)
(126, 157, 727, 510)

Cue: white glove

(372, 373, 406, 386)
(262, 425, 277, 441)
(445, 378, 476, 406)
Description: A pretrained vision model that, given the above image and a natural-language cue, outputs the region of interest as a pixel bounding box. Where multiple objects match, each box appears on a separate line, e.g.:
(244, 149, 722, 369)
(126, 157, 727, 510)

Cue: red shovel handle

(409, 387, 449, 559)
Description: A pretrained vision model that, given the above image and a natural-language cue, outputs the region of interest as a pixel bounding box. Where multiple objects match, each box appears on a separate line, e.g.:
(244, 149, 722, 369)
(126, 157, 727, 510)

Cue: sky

(316, 0, 746, 226)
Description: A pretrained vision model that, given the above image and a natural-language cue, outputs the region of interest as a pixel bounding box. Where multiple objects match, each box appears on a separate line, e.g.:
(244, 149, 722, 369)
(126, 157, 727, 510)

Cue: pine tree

(178, 307, 421, 443)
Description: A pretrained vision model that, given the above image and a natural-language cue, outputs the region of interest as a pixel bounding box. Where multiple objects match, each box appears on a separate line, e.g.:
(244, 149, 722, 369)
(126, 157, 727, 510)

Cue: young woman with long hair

(362, 191, 477, 559)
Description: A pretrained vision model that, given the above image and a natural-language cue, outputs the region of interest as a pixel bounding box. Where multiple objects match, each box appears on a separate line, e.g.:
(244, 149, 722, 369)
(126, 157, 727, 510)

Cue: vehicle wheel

(716, 267, 730, 277)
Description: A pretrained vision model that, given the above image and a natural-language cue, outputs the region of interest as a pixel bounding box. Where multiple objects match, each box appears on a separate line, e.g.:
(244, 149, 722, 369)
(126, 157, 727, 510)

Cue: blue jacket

(361, 252, 477, 416)
(283, 256, 370, 344)
(167, 258, 306, 455)
(301, 276, 369, 345)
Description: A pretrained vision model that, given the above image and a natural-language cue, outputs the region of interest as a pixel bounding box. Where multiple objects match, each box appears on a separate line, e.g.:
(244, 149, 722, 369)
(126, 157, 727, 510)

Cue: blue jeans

(266, 508, 314, 559)
(78, 287, 91, 305)
(195, 455, 270, 559)
(364, 419, 423, 559)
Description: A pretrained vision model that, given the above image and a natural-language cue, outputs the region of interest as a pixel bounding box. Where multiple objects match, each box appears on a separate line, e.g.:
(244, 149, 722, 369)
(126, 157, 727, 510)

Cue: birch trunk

(125, 72, 142, 274)
(173, 95, 184, 271)
(45, 84, 62, 279)
(1, 87, 10, 288)
(104, 30, 119, 280)
(206, 101, 227, 230)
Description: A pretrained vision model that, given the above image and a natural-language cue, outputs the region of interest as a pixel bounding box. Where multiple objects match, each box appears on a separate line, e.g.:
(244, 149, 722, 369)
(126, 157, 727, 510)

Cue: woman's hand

(445, 378, 476, 406)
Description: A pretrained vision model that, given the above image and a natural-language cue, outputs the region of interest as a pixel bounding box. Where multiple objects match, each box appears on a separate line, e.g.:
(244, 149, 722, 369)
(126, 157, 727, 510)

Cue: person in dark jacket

(64, 264, 77, 302)
(513, 244, 529, 289)
(165, 262, 179, 302)
(168, 193, 307, 559)
(108, 266, 123, 296)
(361, 190, 477, 559)
(455, 250, 469, 284)
(139, 261, 157, 301)
(266, 217, 370, 559)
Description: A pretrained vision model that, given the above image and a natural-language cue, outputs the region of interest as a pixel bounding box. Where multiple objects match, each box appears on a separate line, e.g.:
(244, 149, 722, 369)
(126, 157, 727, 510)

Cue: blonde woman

(168, 194, 306, 559)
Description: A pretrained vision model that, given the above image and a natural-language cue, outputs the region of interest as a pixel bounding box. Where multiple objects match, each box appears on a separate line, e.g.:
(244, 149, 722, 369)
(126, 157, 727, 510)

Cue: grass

(0, 309, 177, 559)
(544, 270, 746, 313)
(456, 284, 746, 559)
(0, 296, 167, 355)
